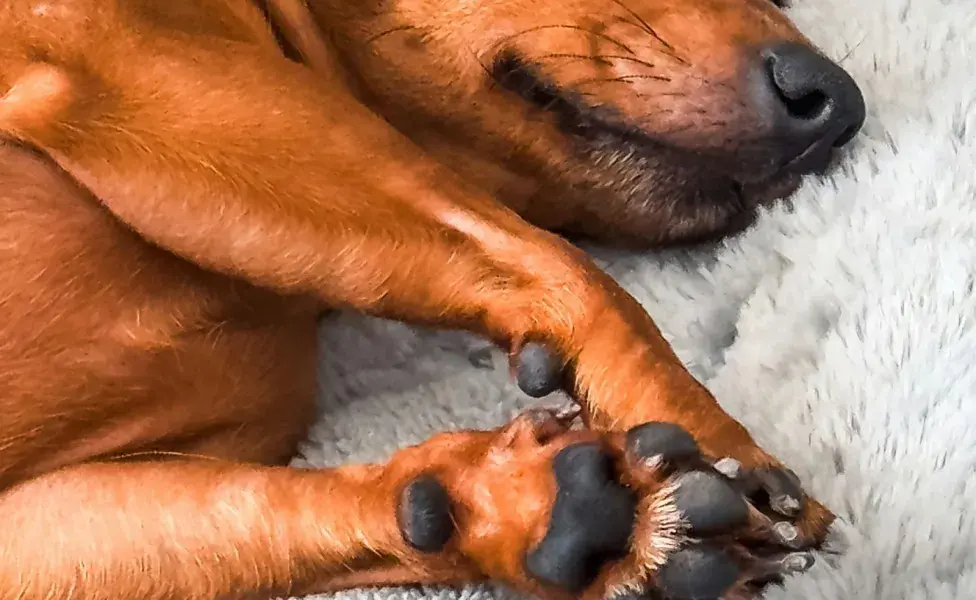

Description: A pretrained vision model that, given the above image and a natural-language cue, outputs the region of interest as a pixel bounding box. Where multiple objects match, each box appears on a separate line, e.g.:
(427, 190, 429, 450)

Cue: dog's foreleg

(0, 33, 734, 448)
(0, 19, 831, 540)
(0, 454, 486, 600)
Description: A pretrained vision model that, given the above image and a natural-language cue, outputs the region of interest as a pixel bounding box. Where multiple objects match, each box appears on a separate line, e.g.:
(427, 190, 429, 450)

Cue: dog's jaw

(486, 52, 808, 245)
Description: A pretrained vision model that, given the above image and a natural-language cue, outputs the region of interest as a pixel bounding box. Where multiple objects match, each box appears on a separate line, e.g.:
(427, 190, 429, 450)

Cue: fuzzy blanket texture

(291, 0, 976, 598)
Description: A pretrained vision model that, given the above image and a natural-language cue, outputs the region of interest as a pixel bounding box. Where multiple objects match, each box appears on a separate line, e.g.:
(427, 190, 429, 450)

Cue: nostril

(764, 54, 831, 122)
(759, 42, 866, 147)
(776, 85, 828, 121)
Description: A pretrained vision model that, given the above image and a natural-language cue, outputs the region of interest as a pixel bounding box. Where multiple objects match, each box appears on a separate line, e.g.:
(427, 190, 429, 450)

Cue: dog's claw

(771, 492, 803, 516)
(773, 521, 801, 545)
(518, 403, 581, 440)
(713, 457, 743, 479)
(780, 552, 816, 573)
(548, 402, 582, 425)
(748, 551, 816, 581)
(514, 342, 564, 398)
(756, 467, 805, 517)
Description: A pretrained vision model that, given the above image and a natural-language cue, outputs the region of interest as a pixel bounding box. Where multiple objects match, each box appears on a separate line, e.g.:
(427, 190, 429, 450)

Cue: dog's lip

(732, 139, 836, 192)
(491, 51, 820, 205)
(778, 139, 837, 176)
(734, 171, 804, 206)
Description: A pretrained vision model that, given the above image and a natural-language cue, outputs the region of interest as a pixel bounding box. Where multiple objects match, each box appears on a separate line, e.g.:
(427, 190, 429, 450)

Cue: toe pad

(515, 343, 564, 398)
(397, 475, 454, 552)
(658, 546, 739, 600)
(626, 422, 700, 464)
(672, 471, 749, 534)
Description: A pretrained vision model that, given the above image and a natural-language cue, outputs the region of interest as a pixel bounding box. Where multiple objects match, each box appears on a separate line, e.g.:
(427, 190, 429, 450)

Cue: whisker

(365, 25, 418, 45)
(571, 74, 672, 87)
(466, 45, 500, 90)
(606, 0, 689, 65)
(607, 0, 669, 50)
(836, 36, 867, 65)
(489, 25, 635, 55)
(513, 52, 741, 110)
(593, 54, 659, 70)
(100, 450, 227, 463)
(535, 52, 615, 67)
(578, 91, 651, 101)
(535, 53, 661, 71)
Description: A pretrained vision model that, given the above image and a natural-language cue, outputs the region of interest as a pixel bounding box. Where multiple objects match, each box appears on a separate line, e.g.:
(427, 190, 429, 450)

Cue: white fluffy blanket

(294, 0, 976, 598)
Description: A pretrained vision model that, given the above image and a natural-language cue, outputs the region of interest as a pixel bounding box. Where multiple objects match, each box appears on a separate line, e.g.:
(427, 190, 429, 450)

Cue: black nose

(757, 42, 866, 160)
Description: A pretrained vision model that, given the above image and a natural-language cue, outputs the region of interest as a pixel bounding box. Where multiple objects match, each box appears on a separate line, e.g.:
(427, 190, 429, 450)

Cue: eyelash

(770, 0, 790, 6)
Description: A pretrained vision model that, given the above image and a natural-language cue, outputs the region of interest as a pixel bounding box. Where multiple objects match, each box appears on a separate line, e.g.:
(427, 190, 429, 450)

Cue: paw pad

(672, 470, 750, 534)
(657, 545, 740, 600)
(626, 422, 700, 464)
(397, 475, 453, 552)
(755, 467, 804, 517)
(525, 443, 636, 591)
(514, 342, 564, 398)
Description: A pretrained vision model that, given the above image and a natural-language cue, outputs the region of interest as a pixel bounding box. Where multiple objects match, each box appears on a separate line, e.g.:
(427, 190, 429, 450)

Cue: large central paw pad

(524, 422, 823, 599)
(525, 443, 637, 591)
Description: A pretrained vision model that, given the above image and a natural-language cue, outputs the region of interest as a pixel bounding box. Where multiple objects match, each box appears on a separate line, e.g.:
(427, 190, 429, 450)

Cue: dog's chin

(737, 171, 804, 209)
(561, 139, 805, 245)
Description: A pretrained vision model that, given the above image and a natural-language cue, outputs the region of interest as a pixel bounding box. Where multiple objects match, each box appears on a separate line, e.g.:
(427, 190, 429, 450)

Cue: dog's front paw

(399, 413, 828, 600)
(592, 422, 828, 600)
(508, 342, 834, 550)
(656, 421, 835, 553)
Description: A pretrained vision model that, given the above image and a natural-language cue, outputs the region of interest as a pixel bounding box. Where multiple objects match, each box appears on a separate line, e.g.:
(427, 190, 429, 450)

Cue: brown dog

(0, 0, 864, 598)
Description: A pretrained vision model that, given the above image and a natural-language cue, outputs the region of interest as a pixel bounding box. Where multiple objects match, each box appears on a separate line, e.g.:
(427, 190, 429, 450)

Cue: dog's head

(314, 0, 865, 245)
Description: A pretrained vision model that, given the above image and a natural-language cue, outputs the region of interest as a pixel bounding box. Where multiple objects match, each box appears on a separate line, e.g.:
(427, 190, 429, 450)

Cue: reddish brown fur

(316, 0, 816, 243)
(0, 0, 836, 598)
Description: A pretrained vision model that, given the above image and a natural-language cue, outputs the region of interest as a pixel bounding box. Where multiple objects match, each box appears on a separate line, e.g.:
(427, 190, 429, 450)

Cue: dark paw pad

(514, 342, 564, 398)
(525, 443, 636, 591)
(658, 546, 740, 600)
(626, 422, 700, 464)
(672, 471, 749, 534)
(397, 475, 453, 552)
